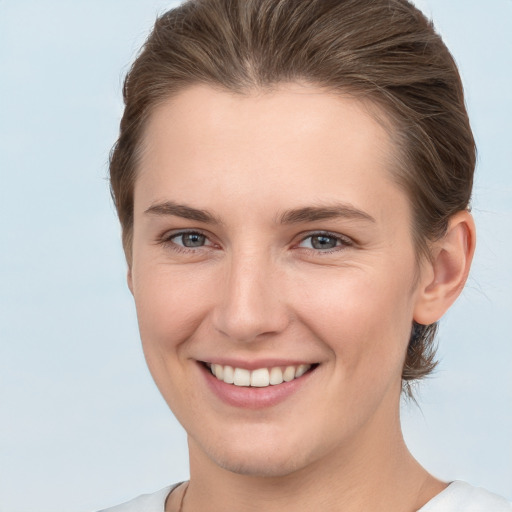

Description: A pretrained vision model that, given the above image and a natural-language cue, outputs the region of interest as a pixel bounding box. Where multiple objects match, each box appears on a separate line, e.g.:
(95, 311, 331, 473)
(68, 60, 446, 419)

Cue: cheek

(131, 265, 219, 416)
(133, 265, 216, 358)
(294, 266, 415, 382)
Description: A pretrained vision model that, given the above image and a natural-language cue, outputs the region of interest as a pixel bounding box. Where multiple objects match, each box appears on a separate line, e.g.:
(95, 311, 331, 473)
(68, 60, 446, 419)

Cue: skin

(128, 84, 475, 512)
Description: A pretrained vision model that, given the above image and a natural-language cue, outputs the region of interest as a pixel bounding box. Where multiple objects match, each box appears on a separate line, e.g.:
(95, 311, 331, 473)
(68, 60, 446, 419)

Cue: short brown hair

(109, 0, 475, 392)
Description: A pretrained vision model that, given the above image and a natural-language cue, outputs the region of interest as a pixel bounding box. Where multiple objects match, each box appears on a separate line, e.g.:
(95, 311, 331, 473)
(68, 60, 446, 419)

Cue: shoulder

(95, 484, 178, 512)
(419, 481, 512, 512)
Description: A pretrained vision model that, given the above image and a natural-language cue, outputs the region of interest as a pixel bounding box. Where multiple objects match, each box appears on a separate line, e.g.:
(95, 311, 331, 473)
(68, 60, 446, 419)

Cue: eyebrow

(144, 201, 222, 224)
(144, 200, 375, 225)
(277, 204, 376, 224)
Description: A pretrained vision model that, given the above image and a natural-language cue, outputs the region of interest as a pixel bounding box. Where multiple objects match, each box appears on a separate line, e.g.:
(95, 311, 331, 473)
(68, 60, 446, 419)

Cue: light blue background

(0, 1, 510, 510)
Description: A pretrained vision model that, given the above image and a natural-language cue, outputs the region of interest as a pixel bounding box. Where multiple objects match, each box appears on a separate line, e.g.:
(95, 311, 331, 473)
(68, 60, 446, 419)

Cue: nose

(212, 250, 290, 343)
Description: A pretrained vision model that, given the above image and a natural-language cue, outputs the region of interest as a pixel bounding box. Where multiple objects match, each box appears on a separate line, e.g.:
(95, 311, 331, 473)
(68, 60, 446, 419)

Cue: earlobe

(413, 210, 476, 325)
(127, 268, 134, 295)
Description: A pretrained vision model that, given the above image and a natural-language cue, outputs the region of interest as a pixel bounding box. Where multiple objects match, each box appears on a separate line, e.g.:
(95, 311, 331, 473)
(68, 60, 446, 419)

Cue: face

(129, 84, 427, 477)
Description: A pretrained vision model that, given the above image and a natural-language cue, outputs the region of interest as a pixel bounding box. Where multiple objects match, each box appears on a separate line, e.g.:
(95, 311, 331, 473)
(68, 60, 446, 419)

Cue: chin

(211, 449, 305, 478)
(192, 429, 313, 478)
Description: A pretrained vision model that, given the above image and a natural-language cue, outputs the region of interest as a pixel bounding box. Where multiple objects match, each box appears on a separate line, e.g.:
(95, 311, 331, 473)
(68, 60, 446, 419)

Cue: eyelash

(296, 231, 353, 253)
(160, 230, 217, 254)
(159, 230, 353, 255)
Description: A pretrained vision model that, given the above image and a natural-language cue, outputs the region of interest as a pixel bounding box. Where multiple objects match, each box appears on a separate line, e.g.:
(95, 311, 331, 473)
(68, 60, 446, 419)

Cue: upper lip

(199, 358, 319, 371)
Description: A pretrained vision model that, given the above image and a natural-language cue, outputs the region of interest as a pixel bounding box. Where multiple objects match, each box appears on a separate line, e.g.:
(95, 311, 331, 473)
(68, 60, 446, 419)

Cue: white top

(97, 480, 512, 512)
(417, 481, 512, 511)
(96, 484, 178, 512)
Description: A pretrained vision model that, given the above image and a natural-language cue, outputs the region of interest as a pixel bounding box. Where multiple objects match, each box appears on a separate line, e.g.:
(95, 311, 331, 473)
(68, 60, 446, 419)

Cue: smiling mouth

(204, 362, 317, 388)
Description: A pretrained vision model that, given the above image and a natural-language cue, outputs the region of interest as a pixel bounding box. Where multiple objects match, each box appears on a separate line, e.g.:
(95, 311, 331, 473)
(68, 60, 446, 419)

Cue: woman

(100, 0, 511, 510)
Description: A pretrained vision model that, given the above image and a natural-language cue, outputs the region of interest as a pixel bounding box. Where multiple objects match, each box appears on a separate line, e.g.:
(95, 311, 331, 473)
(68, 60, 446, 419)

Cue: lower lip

(200, 364, 315, 409)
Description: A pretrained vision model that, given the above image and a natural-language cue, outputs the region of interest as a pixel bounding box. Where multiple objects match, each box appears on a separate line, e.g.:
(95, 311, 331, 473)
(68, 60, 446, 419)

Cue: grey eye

(310, 235, 338, 250)
(176, 232, 206, 247)
(299, 234, 341, 250)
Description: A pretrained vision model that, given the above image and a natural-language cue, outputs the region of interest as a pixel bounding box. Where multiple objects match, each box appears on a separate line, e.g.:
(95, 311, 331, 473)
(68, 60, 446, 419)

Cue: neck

(180, 406, 445, 512)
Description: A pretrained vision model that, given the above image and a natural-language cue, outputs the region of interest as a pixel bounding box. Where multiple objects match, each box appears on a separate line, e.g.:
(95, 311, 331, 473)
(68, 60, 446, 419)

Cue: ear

(414, 210, 476, 325)
(127, 267, 134, 295)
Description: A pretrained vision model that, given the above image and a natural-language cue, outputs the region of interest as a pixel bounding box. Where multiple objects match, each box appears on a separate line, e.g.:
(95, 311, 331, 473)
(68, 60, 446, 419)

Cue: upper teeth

(209, 364, 311, 387)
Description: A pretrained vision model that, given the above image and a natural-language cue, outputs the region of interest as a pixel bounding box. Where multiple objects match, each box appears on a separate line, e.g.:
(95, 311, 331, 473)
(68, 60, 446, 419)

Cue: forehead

(135, 83, 405, 221)
(141, 83, 395, 159)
